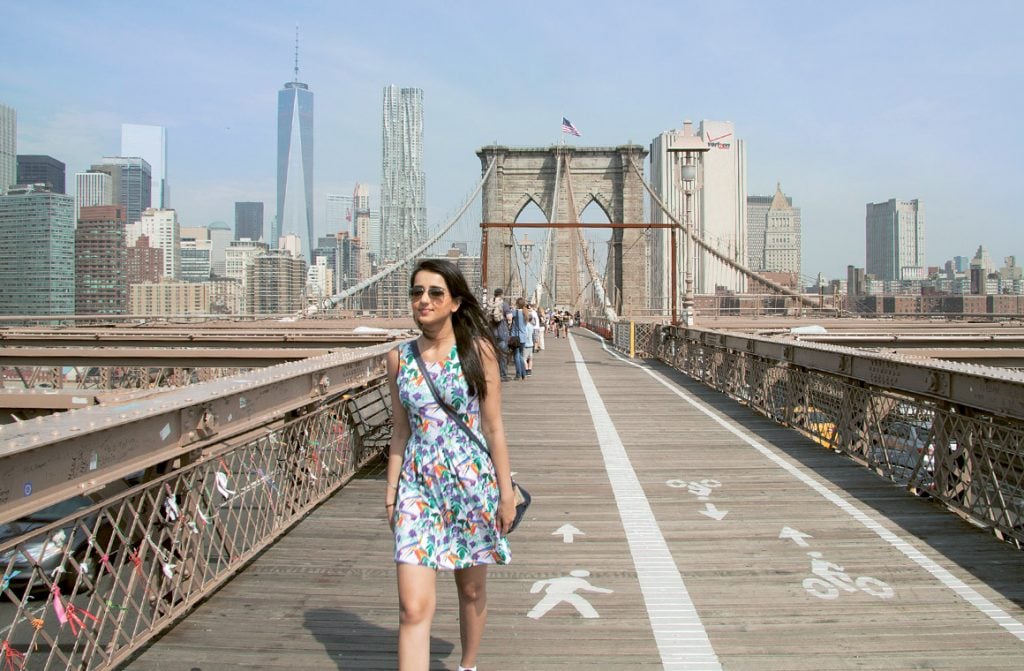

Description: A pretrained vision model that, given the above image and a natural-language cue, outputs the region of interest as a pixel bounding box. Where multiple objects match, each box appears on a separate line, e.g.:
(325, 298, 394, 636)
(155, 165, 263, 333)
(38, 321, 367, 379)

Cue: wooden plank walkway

(126, 330, 1024, 670)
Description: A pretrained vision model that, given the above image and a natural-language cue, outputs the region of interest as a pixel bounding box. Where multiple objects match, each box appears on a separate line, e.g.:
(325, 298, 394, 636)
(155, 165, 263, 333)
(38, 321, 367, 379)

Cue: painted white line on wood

(589, 331, 1024, 642)
(569, 333, 722, 670)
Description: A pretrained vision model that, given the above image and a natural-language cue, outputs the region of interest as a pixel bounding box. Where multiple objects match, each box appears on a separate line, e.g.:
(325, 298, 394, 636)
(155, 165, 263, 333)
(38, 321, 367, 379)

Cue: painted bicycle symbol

(802, 551, 894, 600)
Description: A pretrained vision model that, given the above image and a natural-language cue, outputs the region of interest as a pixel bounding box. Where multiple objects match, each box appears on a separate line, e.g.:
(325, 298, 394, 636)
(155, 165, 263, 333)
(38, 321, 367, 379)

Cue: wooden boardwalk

(127, 330, 1024, 670)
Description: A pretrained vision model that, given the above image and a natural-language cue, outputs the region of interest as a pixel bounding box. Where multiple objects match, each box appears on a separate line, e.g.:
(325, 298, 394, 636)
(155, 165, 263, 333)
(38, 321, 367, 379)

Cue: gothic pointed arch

(477, 144, 648, 316)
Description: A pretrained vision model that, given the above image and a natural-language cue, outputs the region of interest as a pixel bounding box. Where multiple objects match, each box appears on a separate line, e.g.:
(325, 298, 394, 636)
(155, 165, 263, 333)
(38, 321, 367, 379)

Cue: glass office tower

(0, 103, 15, 195)
(121, 124, 168, 208)
(0, 185, 75, 315)
(91, 157, 152, 225)
(276, 64, 314, 259)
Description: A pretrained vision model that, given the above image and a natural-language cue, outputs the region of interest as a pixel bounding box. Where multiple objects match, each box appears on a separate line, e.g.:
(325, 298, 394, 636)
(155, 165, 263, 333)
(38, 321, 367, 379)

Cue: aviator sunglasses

(408, 286, 448, 301)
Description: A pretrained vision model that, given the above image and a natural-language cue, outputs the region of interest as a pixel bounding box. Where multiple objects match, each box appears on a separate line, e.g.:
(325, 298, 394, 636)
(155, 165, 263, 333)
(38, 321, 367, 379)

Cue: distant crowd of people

(486, 288, 580, 381)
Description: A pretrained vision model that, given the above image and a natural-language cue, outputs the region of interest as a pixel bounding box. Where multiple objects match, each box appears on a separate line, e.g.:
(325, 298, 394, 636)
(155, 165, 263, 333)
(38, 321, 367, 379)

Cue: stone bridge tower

(476, 144, 649, 316)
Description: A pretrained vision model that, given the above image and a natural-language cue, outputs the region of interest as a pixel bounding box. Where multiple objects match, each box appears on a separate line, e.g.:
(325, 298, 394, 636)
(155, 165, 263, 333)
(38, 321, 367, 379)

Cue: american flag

(561, 117, 582, 137)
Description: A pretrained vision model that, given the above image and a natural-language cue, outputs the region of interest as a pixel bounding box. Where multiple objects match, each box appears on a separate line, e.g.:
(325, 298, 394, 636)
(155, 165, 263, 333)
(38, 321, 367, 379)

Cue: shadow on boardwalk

(303, 608, 454, 670)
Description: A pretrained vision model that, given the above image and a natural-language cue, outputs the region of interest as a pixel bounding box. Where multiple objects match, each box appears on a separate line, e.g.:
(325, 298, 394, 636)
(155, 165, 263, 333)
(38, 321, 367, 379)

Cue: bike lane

(569, 330, 1024, 670)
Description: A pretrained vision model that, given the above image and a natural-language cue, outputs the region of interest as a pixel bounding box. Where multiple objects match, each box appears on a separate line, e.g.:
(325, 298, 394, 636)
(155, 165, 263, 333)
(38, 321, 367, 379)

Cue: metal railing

(588, 317, 661, 359)
(1, 351, 394, 669)
(605, 323, 1024, 548)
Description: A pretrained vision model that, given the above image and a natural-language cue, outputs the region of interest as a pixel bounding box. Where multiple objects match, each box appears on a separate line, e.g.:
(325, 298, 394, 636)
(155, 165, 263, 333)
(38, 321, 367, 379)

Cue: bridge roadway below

(126, 330, 1024, 670)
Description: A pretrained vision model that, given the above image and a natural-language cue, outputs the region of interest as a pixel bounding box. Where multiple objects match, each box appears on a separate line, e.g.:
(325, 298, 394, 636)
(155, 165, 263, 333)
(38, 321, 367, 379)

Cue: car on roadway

(867, 420, 936, 484)
(792, 405, 838, 448)
(0, 495, 102, 596)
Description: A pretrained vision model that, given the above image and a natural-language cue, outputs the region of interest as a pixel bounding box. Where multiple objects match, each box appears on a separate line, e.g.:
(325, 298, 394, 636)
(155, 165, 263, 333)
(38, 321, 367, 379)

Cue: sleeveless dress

(393, 341, 511, 569)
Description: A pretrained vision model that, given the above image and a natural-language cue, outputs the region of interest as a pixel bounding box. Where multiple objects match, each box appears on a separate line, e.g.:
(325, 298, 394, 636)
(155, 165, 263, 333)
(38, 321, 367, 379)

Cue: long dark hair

(410, 259, 498, 401)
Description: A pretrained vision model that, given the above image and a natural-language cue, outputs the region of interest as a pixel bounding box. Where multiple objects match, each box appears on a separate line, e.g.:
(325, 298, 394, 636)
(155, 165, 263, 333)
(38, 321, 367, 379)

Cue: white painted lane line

(568, 333, 722, 671)
(587, 331, 1024, 642)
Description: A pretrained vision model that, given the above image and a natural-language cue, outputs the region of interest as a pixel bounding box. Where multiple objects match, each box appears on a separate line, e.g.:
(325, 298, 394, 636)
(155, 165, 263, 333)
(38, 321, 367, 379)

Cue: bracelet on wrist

(386, 483, 398, 491)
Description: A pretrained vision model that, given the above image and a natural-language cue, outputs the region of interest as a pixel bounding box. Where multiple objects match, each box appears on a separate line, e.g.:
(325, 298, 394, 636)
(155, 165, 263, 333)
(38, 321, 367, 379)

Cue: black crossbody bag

(410, 341, 531, 533)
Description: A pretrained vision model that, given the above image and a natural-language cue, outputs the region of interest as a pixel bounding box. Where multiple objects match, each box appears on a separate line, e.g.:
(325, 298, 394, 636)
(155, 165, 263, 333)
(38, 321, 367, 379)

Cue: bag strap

(409, 340, 490, 456)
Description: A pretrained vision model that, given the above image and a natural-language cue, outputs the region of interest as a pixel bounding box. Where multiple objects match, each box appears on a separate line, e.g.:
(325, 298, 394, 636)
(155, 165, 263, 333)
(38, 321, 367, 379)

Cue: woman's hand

(496, 491, 516, 534)
(386, 503, 396, 532)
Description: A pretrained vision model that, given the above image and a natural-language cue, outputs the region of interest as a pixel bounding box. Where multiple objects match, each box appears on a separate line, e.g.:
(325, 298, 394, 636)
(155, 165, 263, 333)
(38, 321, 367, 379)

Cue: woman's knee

(399, 593, 436, 625)
(457, 577, 487, 605)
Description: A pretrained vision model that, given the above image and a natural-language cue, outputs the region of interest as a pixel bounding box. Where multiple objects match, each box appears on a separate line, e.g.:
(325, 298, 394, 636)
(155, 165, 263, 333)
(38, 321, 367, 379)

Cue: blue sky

(3, 0, 1022, 279)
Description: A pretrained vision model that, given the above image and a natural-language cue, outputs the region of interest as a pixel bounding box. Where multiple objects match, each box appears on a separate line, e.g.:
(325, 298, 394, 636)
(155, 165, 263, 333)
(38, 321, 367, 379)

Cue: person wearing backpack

(509, 298, 529, 380)
(488, 288, 510, 381)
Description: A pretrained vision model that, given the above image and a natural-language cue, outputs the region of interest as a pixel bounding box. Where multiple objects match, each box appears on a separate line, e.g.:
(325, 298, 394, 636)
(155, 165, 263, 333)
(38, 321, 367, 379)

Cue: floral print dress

(393, 341, 511, 569)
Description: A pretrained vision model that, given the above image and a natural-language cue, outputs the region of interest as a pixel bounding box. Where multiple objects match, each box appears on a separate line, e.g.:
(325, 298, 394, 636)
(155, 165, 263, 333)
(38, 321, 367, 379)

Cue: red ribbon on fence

(2, 641, 26, 671)
(50, 585, 98, 635)
(128, 547, 151, 595)
(63, 603, 99, 636)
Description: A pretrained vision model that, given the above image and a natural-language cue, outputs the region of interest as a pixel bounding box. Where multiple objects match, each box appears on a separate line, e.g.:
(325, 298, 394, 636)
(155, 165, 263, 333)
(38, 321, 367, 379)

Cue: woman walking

(511, 297, 529, 380)
(534, 306, 546, 352)
(385, 259, 516, 671)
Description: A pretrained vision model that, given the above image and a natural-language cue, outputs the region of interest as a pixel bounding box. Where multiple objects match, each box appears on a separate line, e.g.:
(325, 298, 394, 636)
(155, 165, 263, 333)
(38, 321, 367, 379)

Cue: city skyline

(2, 1, 1022, 278)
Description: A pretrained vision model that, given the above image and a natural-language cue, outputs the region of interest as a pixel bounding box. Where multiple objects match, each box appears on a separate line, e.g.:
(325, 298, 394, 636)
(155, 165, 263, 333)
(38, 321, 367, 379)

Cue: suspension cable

(562, 157, 617, 321)
(312, 158, 497, 313)
(627, 156, 818, 308)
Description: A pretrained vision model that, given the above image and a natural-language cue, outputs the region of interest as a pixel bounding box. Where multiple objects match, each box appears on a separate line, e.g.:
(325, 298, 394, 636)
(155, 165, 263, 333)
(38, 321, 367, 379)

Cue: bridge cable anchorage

(307, 157, 498, 316)
(562, 157, 618, 322)
(627, 156, 820, 309)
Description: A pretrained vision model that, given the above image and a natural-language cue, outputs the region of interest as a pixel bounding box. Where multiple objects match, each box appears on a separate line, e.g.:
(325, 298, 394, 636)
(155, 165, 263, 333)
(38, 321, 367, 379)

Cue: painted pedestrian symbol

(802, 551, 894, 600)
(527, 570, 613, 620)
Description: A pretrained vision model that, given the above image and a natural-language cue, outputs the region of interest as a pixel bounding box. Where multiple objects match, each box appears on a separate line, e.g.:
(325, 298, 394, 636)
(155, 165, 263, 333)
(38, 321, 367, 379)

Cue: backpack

(490, 299, 504, 324)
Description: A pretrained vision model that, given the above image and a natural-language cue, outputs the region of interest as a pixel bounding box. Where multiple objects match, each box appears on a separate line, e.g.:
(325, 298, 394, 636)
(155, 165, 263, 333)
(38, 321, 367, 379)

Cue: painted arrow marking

(553, 524, 585, 543)
(698, 503, 728, 520)
(779, 526, 812, 547)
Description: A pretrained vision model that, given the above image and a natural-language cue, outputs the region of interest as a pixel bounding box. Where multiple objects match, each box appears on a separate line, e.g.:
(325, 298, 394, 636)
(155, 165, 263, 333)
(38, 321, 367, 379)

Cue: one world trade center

(275, 35, 313, 260)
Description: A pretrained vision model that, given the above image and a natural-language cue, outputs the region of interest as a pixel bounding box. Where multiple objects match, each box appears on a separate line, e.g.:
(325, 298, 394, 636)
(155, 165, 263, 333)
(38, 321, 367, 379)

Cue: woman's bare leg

(454, 565, 489, 669)
(397, 563, 437, 671)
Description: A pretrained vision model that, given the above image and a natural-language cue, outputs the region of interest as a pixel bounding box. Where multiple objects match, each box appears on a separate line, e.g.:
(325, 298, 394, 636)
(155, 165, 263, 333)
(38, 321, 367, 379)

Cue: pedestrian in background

(488, 288, 510, 381)
(534, 306, 546, 352)
(523, 302, 537, 376)
(510, 297, 529, 380)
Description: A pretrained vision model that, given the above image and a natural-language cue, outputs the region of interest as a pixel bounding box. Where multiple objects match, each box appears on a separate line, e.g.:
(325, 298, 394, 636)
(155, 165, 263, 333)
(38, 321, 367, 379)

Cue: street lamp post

(503, 238, 514, 293)
(667, 121, 708, 327)
(519, 234, 534, 300)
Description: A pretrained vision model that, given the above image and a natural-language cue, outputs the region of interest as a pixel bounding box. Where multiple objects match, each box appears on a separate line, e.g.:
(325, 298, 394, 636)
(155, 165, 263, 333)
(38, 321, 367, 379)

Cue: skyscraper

(17, 155, 65, 193)
(866, 199, 924, 281)
(126, 208, 180, 279)
(648, 119, 747, 306)
(75, 171, 114, 222)
(206, 221, 233, 276)
(121, 124, 168, 208)
(76, 205, 128, 314)
(380, 85, 425, 262)
(325, 193, 353, 235)
(353, 182, 377, 254)
(91, 157, 152, 225)
(747, 184, 801, 277)
(0, 103, 15, 195)
(0, 184, 75, 315)
(276, 35, 314, 258)
(695, 120, 747, 293)
(235, 201, 264, 241)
